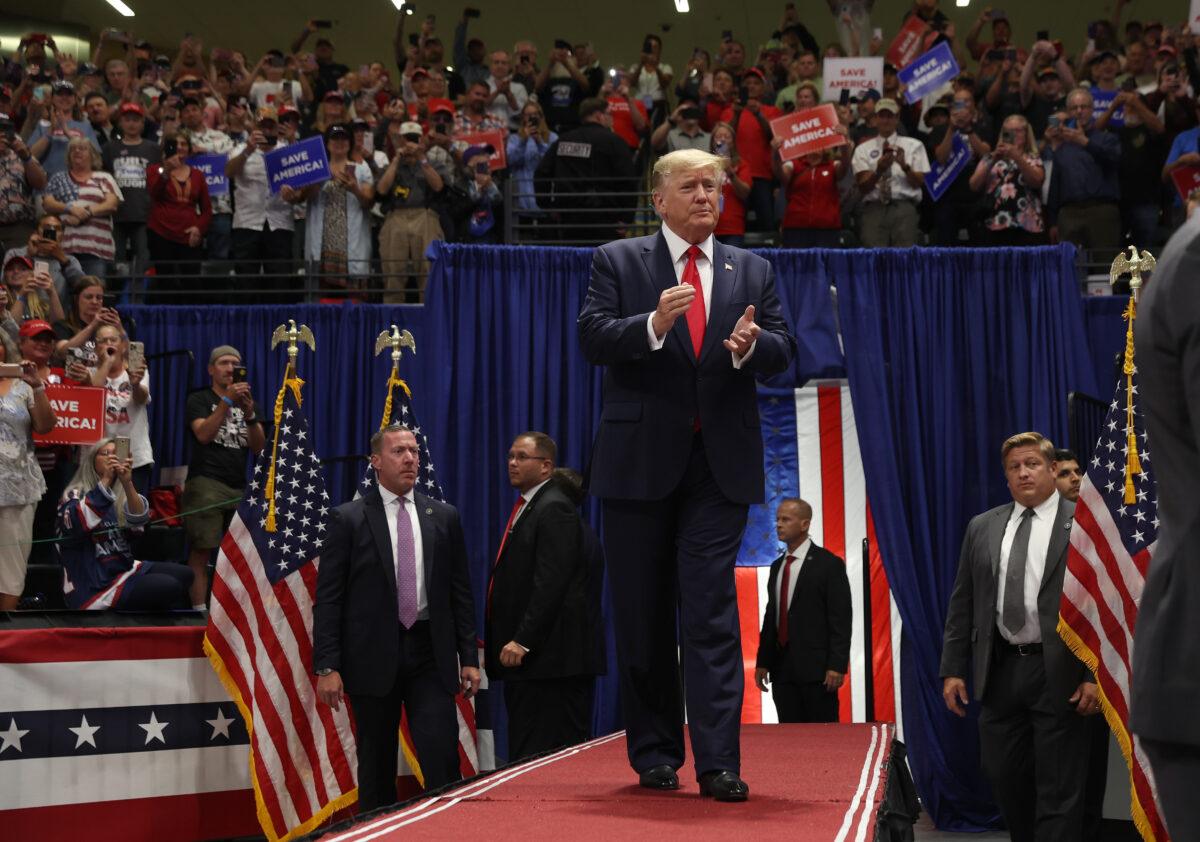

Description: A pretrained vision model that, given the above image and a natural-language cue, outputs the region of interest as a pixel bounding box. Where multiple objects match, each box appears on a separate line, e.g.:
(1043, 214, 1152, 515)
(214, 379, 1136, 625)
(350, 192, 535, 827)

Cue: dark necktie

(682, 245, 706, 358)
(486, 497, 526, 616)
(777, 554, 797, 647)
(395, 497, 418, 629)
(1002, 508, 1035, 636)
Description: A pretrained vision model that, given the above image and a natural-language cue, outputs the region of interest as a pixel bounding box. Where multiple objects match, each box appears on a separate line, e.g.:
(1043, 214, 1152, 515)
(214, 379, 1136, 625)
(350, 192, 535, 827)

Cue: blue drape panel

(1082, 295, 1130, 398)
(121, 303, 428, 502)
(832, 245, 1097, 831)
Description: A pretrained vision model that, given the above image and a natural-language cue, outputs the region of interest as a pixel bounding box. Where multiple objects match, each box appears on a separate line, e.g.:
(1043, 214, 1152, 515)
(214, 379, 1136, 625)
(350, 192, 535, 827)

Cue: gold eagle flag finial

(263, 320, 316, 531)
(1109, 246, 1156, 302)
(374, 326, 417, 430)
(270, 319, 316, 368)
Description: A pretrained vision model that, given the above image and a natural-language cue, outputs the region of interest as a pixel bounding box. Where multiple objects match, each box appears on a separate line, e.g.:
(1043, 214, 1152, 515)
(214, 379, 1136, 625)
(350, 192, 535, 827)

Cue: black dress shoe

(638, 765, 680, 790)
(698, 770, 749, 802)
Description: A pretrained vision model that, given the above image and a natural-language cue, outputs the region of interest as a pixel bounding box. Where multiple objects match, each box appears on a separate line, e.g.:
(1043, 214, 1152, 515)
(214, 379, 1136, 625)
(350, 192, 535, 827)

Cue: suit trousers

(602, 434, 748, 778)
(348, 621, 460, 812)
(1141, 737, 1200, 842)
(503, 675, 594, 762)
(771, 679, 838, 724)
(977, 647, 1090, 842)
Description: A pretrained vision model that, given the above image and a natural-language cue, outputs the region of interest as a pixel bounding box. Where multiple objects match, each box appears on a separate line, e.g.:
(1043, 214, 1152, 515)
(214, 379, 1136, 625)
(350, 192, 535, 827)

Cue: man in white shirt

(851, 98, 930, 247)
(754, 498, 851, 723)
(224, 107, 295, 296)
(485, 50, 528, 130)
(941, 432, 1099, 842)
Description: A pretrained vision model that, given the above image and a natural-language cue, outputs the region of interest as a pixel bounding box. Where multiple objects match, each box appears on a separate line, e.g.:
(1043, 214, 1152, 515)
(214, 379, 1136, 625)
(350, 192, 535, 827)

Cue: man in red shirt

(605, 71, 648, 156)
(719, 68, 780, 232)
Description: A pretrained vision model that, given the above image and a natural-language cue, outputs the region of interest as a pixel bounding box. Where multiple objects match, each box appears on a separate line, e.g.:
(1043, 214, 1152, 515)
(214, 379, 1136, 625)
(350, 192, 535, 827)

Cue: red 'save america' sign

(32, 384, 106, 445)
(770, 105, 847, 162)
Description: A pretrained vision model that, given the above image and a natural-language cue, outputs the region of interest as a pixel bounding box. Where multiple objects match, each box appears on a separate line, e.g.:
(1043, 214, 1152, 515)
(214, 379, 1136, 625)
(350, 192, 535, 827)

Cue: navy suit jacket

(577, 231, 796, 504)
(312, 487, 478, 697)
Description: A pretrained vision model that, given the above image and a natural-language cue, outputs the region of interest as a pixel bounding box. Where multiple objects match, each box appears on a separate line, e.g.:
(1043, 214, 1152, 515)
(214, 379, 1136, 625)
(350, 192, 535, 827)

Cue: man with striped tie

(314, 424, 480, 811)
(754, 498, 852, 723)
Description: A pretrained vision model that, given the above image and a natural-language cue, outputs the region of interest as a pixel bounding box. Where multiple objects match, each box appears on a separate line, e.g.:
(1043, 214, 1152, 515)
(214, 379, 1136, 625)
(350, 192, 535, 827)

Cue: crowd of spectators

(1, 1, 1197, 307)
(0, 1, 1197, 608)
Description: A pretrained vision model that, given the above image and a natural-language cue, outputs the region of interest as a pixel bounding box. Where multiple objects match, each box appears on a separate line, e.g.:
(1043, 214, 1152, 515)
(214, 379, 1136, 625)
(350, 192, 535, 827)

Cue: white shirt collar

(786, 537, 812, 562)
(379, 484, 416, 507)
(521, 478, 552, 504)
(660, 224, 714, 268)
(1014, 490, 1060, 522)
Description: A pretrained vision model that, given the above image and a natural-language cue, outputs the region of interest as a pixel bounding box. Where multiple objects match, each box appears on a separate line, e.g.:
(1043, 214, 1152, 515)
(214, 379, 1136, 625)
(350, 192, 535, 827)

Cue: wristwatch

(315, 668, 333, 676)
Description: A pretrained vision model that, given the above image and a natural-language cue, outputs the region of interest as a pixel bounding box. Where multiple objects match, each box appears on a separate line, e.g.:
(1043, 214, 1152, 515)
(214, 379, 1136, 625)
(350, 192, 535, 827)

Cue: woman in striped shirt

(42, 137, 122, 279)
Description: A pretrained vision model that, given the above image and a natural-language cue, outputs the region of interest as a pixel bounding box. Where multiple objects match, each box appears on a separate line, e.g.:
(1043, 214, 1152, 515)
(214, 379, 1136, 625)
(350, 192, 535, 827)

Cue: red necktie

(487, 497, 526, 616)
(777, 554, 797, 648)
(682, 245, 706, 358)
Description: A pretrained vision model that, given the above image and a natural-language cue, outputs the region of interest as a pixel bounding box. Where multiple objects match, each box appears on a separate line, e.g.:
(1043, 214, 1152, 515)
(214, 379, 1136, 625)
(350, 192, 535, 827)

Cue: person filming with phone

(0, 114, 47, 256)
(85, 324, 153, 497)
(57, 438, 192, 611)
(181, 345, 265, 610)
(1043, 87, 1121, 252)
(0, 329, 56, 611)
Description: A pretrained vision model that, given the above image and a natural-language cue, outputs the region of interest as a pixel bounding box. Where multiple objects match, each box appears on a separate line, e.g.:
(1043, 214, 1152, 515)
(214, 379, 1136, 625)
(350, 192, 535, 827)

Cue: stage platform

(312, 723, 908, 842)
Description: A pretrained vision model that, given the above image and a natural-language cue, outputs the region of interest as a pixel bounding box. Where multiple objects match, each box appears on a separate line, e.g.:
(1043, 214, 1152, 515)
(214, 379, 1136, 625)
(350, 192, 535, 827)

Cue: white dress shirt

(379, 484, 428, 620)
(850, 132, 930, 204)
(995, 491, 1060, 644)
(229, 140, 296, 232)
(777, 538, 812, 626)
(646, 224, 754, 368)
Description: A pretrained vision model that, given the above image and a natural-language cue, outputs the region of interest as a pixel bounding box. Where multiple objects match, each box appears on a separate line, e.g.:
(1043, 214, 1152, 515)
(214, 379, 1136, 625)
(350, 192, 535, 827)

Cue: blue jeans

(75, 254, 108, 279)
(206, 213, 232, 262)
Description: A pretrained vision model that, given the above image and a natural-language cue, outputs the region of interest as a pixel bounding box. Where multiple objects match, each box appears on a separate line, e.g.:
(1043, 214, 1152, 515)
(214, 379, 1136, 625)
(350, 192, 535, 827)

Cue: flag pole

(1108, 247, 1155, 504)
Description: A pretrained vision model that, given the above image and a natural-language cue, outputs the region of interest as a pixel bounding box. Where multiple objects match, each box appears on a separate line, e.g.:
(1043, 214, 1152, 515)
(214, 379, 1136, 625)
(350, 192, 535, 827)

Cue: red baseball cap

(742, 67, 766, 82)
(18, 319, 55, 339)
(3, 253, 33, 272)
(118, 101, 145, 117)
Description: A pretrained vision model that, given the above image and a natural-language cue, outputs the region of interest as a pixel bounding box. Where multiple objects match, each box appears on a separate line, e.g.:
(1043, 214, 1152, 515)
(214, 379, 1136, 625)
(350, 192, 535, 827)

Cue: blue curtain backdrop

(124, 243, 1116, 831)
(833, 245, 1098, 831)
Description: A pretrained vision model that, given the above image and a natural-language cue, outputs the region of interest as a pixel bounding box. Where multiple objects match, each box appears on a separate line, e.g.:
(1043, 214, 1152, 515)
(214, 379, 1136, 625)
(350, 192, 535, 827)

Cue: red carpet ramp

(318, 723, 896, 841)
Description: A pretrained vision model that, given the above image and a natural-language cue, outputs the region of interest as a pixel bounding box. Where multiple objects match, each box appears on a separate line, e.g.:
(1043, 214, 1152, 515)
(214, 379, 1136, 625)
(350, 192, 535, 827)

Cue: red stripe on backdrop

(817, 385, 851, 722)
(0, 626, 205, 664)
(4, 788, 260, 842)
(736, 567, 762, 724)
(865, 503, 896, 723)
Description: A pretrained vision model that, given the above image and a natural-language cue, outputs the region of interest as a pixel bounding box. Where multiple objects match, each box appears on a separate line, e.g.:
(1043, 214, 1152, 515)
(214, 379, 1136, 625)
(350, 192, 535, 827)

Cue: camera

(681, 106, 703, 121)
(1120, 76, 1138, 92)
(0, 118, 14, 140)
(642, 38, 655, 54)
(40, 226, 57, 241)
(474, 161, 489, 174)
(233, 365, 247, 384)
(464, 7, 481, 18)
(1036, 30, 1050, 42)
(313, 20, 334, 29)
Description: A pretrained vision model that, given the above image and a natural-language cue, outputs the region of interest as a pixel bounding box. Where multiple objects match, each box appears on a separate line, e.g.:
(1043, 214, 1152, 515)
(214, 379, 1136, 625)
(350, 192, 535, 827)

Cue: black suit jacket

(940, 496, 1089, 703)
(485, 482, 604, 681)
(755, 543, 852, 683)
(577, 232, 796, 505)
(313, 487, 478, 697)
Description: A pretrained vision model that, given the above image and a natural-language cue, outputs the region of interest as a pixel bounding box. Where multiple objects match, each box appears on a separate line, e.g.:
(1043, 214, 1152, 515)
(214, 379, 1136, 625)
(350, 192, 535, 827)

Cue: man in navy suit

(313, 425, 481, 812)
(754, 498, 852, 723)
(577, 148, 796, 802)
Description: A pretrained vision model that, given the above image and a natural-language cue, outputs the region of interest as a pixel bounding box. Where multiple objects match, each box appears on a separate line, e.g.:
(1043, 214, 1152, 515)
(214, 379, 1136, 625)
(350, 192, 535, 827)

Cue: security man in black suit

(941, 432, 1098, 842)
(486, 432, 604, 762)
(313, 424, 480, 812)
(754, 498, 852, 723)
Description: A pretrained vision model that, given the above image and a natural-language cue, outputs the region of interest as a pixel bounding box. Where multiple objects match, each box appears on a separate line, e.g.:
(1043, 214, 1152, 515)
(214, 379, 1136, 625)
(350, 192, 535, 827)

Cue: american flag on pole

(204, 374, 358, 842)
(1058, 301, 1168, 842)
(358, 374, 495, 782)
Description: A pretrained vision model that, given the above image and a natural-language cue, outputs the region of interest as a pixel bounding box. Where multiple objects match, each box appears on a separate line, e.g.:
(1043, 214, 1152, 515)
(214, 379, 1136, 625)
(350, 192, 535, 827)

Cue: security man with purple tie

(313, 424, 480, 812)
(578, 148, 796, 802)
(754, 498, 852, 723)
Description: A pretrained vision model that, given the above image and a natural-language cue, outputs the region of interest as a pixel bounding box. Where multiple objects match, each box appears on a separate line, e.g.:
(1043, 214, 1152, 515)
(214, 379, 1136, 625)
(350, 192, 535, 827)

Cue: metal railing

(503, 177, 659, 246)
